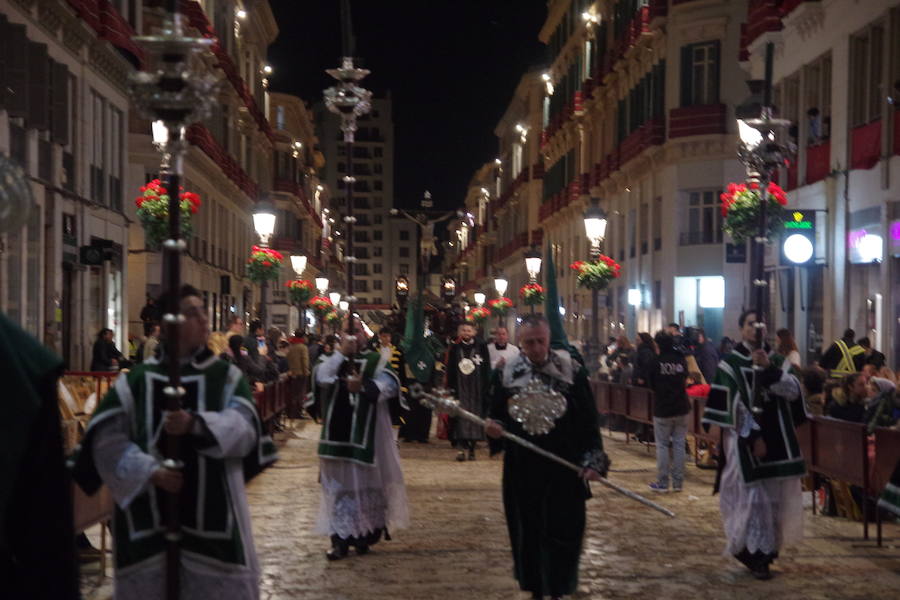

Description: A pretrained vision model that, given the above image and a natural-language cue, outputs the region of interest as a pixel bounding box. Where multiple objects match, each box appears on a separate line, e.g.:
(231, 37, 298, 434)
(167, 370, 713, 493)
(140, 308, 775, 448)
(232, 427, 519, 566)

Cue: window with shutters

(2, 21, 29, 118)
(850, 22, 885, 127)
(109, 107, 123, 211)
(680, 41, 720, 106)
(373, 279, 382, 291)
(27, 42, 50, 131)
(803, 53, 832, 146)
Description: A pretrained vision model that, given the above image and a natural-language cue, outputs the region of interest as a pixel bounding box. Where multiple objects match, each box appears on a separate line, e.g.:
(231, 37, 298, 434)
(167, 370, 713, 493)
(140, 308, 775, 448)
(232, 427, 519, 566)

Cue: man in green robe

(71, 285, 276, 599)
(702, 309, 806, 580)
(485, 315, 608, 600)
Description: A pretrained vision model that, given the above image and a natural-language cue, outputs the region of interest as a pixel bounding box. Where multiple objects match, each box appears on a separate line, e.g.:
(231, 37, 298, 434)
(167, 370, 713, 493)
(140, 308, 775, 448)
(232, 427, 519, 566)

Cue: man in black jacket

(647, 332, 690, 492)
(693, 328, 719, 384)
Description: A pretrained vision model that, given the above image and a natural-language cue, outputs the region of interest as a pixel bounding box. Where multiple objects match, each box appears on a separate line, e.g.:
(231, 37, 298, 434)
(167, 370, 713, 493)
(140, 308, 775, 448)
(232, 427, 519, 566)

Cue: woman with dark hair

(90, 328, 126, 371)
(223, 334, 266, 388)
(633, 332, 657, 386)
(775, 328, 801, 369)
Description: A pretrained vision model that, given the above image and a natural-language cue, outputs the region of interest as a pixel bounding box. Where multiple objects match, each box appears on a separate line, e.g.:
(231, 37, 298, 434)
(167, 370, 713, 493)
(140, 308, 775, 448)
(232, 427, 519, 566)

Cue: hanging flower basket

(466, 307, 490, 325)
(324, 309, 341, 325)
(519, 283, 545, 306)
(570, 256, 621, 291)
(285, 279, 314, 305)
(488, 297, 513, 317)
(246, 246, 284, 284)
(309, 295, 334, 317)
(720, 181, 788, 243)
(135, 179, 200, 249)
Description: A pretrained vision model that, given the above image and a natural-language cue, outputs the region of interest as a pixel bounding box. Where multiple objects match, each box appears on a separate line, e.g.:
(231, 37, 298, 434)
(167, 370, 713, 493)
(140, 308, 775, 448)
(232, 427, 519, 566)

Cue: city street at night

(3, 0, 900, 598)
(79, 422, 900, 600)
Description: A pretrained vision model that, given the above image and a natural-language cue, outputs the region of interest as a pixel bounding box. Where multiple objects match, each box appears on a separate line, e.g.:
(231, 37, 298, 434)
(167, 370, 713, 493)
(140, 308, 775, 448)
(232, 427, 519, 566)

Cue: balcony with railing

(851, 120, 881, 171)
(669, 104, 727, 138)
(806, 141, 830, 184)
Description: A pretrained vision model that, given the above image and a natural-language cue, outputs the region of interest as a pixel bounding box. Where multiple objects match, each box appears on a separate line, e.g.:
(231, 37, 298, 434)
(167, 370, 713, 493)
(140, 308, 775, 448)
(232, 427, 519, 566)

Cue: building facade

(0, 0, 141, 369)
(316, 96, 416, 311)
(743, 0, 900, 364)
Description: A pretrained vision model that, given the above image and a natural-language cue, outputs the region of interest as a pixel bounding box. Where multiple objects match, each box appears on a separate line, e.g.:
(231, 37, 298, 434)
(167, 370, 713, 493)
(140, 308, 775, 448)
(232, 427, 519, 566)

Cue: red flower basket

(570, 256, 621, 290)
(135, 179, 201, 248)
(466, 306, 490, 325)
(488, 297, 513, 317)
(309, 295, 334, 317)
(720, 181, 788, 243)
(285, 279, 314, 305)
(519, 283, 545, 306)
(246, 246, 284, 284)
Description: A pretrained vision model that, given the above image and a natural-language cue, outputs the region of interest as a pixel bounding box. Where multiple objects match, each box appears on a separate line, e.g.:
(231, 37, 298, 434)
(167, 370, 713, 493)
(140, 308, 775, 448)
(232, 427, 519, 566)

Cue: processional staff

(130, 1, 218, 598)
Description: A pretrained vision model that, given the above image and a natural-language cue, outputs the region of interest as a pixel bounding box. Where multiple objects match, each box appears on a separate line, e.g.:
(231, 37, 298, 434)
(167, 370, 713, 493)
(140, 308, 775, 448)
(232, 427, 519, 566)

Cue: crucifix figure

(391, 191, 458, 274)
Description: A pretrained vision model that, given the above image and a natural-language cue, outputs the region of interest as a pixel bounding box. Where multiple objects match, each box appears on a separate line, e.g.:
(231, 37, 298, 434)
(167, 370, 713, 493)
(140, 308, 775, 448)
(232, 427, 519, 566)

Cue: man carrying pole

(484, 314, 609, 600)
(71, 285, 276, 598)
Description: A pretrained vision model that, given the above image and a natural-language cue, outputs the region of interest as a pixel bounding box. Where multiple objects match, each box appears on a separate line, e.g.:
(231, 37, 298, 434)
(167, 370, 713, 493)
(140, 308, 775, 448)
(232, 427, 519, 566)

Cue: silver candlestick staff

(130, 4, 218, 599)
(410, 385, 675, 518)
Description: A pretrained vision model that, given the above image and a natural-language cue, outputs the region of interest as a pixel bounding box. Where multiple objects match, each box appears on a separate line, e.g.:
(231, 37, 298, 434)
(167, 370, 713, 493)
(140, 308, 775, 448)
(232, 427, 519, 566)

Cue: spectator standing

(287, 330, 310, 378)
(138, 296, 160, 326)
(775, 329, 802, 369)
(803, 367, 828, 416)
(858, 337, 886, 369)
(647, 332, 691, 493)
(719, 336, 735, 357)
(693, 328, 719, 385)
(223, 334, 266, 389)
(90, 328, 126, 371)
(633, 332, 657, 386)
(308, 334, 323, 364)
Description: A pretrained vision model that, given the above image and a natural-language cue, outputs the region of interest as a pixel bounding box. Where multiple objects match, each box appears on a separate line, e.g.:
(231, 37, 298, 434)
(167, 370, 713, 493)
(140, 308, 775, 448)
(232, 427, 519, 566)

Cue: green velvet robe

(489, 350, 603, 598)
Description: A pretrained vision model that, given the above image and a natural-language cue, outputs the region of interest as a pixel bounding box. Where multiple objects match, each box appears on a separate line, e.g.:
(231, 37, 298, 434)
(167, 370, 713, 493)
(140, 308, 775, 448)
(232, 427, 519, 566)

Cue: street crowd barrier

(253, 374, 307, 428)
(591, 379, 898, 545)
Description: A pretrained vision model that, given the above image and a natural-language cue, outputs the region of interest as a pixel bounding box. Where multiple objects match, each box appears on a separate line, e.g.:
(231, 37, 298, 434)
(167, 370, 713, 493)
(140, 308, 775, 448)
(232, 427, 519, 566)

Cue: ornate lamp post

(524, 245, 542, 314)
(129, 1, 217, 597)
(290, 254, 307, 334)
(583, 198, 608, 367)
(493, 272, 508, 326)
(473, 291, 486, 307)
(252, 198, 277, 329)
(735, 43, 792, 413)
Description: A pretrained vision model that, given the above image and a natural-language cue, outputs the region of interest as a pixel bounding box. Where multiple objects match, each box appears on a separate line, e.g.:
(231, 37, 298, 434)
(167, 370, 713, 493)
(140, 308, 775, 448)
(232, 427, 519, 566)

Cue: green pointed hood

(543, 242, 585, 367)
(401, 291, 435, 383)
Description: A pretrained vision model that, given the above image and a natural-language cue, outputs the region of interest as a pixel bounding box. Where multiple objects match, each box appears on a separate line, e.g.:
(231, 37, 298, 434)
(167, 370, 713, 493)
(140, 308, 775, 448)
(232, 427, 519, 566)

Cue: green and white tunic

(71, 349, 276, 599)
(702, 342, 806, 556)
(314, 350, 409, 540)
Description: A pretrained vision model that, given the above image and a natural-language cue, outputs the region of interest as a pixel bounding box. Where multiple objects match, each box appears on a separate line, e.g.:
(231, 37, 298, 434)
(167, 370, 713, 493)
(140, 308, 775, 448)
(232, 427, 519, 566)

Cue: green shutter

(680, 45, 693, 107)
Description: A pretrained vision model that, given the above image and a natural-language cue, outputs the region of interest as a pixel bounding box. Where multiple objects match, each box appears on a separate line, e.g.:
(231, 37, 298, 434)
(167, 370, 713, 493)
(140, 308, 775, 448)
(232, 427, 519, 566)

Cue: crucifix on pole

(389, 191, 459, 292)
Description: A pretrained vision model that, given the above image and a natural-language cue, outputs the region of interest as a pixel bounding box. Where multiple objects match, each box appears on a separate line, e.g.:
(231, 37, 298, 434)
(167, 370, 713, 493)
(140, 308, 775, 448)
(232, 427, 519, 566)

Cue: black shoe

(456, 451, 466, 462)
(750, 562, 772, 580)
(355, 542, 370, 556)
(326, 535, 349, 561)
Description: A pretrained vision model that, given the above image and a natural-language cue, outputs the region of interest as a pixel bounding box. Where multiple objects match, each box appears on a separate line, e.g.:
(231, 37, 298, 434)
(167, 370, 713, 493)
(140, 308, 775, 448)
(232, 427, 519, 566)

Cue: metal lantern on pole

(252, 198, 277, 329)
(329, 291, 342, 307)
(441, 277, 456, 304)
(583, 198, 608, 368)
(524, 245, 542, 314)
(315, 272, 330, 296)
(494, 272, 508, 296)
(473, 291, 486, 307)
(129, 1, 218, 596)
(395, 275, 410, 311)
(734, 43, 793, 414)
(290, 254, 307, 277)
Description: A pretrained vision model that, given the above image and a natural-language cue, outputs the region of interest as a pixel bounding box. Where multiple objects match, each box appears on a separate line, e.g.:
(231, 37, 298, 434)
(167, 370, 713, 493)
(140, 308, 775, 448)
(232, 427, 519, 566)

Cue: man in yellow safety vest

(819, 328, 866, 378)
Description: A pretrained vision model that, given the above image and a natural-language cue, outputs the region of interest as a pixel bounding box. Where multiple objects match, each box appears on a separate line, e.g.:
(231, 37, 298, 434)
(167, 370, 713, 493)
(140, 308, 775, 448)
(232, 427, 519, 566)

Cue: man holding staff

(485, 314, 608, 600)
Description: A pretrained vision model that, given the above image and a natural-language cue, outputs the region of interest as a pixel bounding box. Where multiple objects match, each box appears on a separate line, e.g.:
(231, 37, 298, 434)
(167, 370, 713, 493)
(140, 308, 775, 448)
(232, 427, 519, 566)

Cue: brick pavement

(81, 422, 900, 599)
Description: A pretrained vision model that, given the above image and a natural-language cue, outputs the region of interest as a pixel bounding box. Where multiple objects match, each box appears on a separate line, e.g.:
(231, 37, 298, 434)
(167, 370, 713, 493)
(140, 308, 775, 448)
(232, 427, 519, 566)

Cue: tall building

(0, 0, 142, 368)
(316, 96, 416, 310)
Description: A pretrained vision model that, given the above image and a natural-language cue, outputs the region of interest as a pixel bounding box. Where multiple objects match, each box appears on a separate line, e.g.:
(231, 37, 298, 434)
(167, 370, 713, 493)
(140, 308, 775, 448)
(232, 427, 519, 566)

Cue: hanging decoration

(309, 295, 334, 317)
(285, 279, 314, 305)
(466, 306, 490, 326)
(324, 309, 342, 325)
(519, 283, 545, 306)
(135, 179, 201, 248)
(246, 246, 284, 284)
(720, 181, 788, 243)
(570, 256, 621, 291)
(488, 297, 514, 317)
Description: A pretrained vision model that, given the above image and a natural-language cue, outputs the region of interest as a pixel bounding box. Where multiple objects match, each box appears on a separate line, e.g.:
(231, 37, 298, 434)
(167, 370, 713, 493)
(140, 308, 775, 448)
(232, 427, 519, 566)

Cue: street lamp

(473, 291, 486, 307)
(524, 245, 542, 282)
(329, 291, 341, 306)
(290, 254, 307, 277)
(734, 43, 793, 413)
(494, 273, 508, 296)
(583, 198, 608, 366)
(253, 197, 277, 328)
(315, 272, 329, 295)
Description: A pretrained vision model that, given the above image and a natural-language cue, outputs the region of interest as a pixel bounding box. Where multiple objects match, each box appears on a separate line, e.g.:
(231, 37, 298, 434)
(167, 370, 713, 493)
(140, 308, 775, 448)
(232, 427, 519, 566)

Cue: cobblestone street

(82, 421, 900, 599)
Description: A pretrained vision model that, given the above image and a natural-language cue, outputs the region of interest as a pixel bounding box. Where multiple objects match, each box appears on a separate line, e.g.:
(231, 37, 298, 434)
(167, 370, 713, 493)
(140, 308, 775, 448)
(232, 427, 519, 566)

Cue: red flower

(262, 260, 272, 267)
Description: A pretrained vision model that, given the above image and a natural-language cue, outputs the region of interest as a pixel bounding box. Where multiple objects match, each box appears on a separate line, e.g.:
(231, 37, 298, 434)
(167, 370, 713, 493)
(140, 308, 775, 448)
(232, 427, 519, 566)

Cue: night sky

(266, 0, 548, 210)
